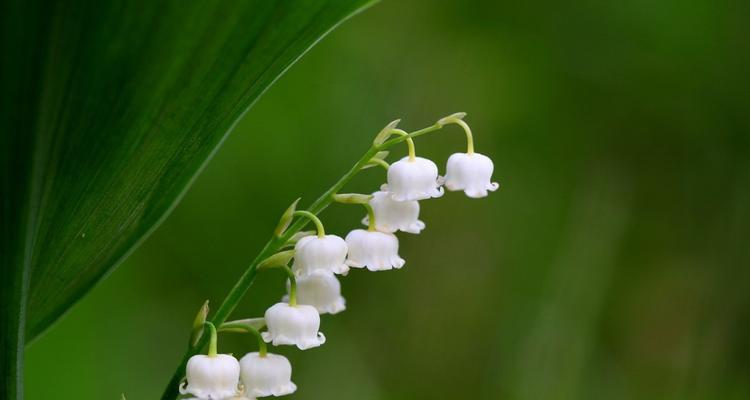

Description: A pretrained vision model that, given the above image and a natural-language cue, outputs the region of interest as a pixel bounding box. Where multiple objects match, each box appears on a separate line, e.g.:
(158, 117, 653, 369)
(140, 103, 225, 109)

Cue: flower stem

(331, 193, 375, 230)
(364, 203, 376, 231)
(160, 120, 447, 400)
(381, 123, 442, 148)
(369, 157, 390, 170)
(390, 129, 417, 160)
(281, 265, 297, 306)
(293, 210, 325, 238)
(219, 322, 267, 357)
(453, 119, 474, 154)
(205, 322, 218, 357)
(253, 328, 268, 357)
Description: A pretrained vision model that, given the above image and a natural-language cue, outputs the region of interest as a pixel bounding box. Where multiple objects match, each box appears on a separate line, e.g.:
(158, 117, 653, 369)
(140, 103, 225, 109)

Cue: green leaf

(0, 0, 375, 398)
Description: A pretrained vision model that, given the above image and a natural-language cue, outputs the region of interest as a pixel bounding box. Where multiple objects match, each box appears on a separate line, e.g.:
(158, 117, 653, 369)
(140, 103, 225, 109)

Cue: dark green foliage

(0, 1, 374, 398)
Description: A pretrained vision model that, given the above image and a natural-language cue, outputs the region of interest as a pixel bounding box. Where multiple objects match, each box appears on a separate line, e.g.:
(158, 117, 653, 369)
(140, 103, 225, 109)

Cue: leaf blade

(13, 0, 375, 343)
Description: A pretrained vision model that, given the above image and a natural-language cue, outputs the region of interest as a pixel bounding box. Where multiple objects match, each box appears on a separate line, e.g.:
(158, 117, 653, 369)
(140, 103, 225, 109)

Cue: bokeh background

(25, 1, 750, 399)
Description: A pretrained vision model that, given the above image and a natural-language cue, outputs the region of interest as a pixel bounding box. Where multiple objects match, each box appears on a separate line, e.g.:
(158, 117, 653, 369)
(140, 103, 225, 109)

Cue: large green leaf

(0, 0, 373, 398)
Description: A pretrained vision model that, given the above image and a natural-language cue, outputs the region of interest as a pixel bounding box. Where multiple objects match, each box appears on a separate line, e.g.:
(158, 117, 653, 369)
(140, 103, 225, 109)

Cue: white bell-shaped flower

(180, 354, 241, 399)
(239, 352, 296, 397)
(345, 229, 405, 271)
(444, 152, 499, 198)
(284, 270, 346, 315)
(291, 234, 348, 277)
(386, 156, 444, 202)
(261, 302, 325, 350)
(362, 187, 425, 234)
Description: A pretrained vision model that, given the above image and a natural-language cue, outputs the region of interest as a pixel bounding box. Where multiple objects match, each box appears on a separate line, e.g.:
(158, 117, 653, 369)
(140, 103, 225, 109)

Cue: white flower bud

(261, 303, 325, 350)
(291, 234, 349, 277)
(284, 271, 346, 315)
(239, 352, 296, 397)
(362, 187, 425, 234)
(444, 152, 499, 198)
(386, 156, 444, 202)
(344, 229, 405, 271)
(180, 354, 240, 399)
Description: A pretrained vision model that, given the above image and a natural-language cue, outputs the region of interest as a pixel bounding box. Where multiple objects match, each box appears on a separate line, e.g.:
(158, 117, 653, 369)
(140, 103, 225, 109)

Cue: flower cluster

(178, 113, 498, 399)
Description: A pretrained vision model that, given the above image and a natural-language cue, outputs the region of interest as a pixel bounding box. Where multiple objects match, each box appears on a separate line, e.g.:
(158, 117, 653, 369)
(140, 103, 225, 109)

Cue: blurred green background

(25, 1, 750, 399)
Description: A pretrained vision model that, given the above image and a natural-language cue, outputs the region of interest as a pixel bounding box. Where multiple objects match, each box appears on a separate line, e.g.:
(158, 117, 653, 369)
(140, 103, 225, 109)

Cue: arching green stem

(293, 210, 325, 238)
(363, 203, 376, 231)
(221, 322, 268, 357)
(205, 322, 218, 357)
(453, 119, 474, 154)
(282, 265, 297, 306)
(332, 193, 376, 230)
(368, 157, 390, 170)
(390, 129, 416, 161)
(380, 123, 442, 148)
(249, 327, 268, 357)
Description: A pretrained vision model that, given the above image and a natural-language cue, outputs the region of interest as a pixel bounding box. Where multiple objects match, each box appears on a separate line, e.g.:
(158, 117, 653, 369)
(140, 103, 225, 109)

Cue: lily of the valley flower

(172, 114, 499, 400)
(386, 156, 444, 202)
(239, 352, 297, 397)
(362, 186, 425, 234)
(345, 229, 405, 271)
(292, 234, 349, 277)
(285, 270, 346, 315)
(444, 152, 499, 198)
(180, 354, 241, 400)
(261, 302, 326, 350)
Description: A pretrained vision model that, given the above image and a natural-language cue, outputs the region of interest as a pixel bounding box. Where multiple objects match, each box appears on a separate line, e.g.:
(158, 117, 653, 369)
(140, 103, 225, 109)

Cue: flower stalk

(205, 322, 218, 358)
(160, 116, 456, 400)
(368, 157, 390, 170)
(437, 112, 474, 154)
(453, 119, 474, 154)
(220, 321, 268, 358)
(332, 193, 376, 231)
(363, 203, 376, 231)
(293, 210, 325, 238)
(283, 265, 298, 306)
(390, 129, 417, 161)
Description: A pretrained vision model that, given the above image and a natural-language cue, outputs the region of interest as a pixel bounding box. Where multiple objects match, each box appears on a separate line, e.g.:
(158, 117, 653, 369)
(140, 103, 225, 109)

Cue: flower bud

(386, 156, 444, 202)
(239, 352, 297, 397)
(363, 186, 425, 234)
(180, 354, 240, 399)
(285, 270, 345, 315)
(261, 303, 326, 350)
(292, 235, 348, 277)
(444, 152, 499, 198)
(345, 229, 405, 271)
